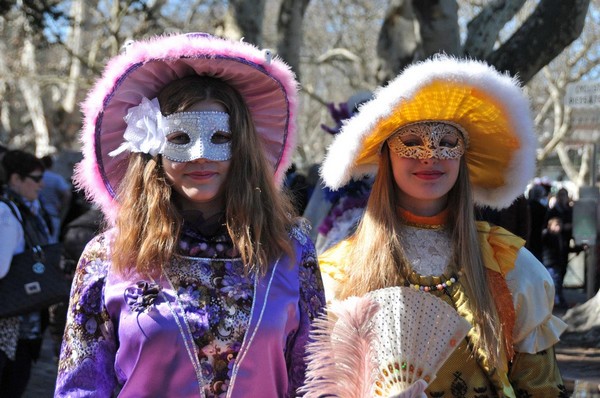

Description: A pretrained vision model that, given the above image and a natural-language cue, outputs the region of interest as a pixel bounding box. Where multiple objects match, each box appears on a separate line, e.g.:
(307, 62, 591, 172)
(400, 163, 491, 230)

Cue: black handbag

(0, 199, 71, 318)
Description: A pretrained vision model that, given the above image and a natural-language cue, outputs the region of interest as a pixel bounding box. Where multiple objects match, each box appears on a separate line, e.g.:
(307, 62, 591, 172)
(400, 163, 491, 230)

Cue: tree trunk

(376, 0, 461, 83)
(413, 0, 461, 57)
(486, 0, 591, 84)
(18, 13, 51, 157)
(0, 31, 11, 138)
(62, 0, 84, 114)
(276, 0, 311, 78)
(464, 0, 526, 59)
(376, 0, 420, 83)
(231, 0, 266, 45)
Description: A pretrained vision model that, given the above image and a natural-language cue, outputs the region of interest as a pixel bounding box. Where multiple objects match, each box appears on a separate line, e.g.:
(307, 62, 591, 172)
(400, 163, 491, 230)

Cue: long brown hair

(112, 76, 296, 276)
(337, 145, 502, 367)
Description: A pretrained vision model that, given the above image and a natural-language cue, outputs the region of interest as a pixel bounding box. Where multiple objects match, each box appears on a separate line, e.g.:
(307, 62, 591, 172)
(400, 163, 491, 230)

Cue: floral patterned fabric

(165, 256, 253, 396)
(55, 222, 325, 397)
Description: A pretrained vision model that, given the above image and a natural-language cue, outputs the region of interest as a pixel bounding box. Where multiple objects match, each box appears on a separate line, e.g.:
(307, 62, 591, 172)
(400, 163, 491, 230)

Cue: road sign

(565, 80, 600, 108)
(565, 108, 600, 143)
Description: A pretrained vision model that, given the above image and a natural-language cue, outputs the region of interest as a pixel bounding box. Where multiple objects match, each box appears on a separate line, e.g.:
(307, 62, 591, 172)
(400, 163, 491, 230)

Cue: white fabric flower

(109, 97, 166, 157)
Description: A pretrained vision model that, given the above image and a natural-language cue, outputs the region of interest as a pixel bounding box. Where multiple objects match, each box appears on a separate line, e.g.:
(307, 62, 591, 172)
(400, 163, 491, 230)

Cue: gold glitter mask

(387, 122, 467, 160)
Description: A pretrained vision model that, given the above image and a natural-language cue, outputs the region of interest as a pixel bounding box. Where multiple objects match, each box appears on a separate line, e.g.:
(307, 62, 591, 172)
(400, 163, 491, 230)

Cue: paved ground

(22, 288, 600, 397)
(23, 332, 58, 397)
(554, 288, 600, 396)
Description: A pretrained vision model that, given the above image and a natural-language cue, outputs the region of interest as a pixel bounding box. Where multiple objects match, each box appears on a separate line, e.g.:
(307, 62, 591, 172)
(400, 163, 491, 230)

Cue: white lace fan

(301, 286, 471, 398)
(367, 286, 471, 397)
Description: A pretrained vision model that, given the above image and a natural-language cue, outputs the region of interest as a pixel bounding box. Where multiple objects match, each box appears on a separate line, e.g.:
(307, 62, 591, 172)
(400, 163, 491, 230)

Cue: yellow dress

(319, 214, 568, 398)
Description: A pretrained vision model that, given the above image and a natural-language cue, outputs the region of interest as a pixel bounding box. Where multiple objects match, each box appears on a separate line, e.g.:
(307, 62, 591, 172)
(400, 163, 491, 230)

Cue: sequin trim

(162, 111, 232, 162)
(226, 257, 281, 398)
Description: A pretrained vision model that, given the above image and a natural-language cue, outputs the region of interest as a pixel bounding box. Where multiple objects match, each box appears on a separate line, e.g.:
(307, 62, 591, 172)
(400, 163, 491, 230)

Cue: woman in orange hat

(313, 55, 567, 397)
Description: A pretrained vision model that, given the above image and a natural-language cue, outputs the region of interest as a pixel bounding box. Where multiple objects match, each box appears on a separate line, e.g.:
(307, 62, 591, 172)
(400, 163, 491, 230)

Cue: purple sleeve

(286, 233, 326, 396)
(55, 234, 118, 397)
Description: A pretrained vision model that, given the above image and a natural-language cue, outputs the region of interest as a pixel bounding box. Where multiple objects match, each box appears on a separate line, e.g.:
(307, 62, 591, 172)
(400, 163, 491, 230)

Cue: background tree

(529, 0, 600, 186)
(0, 0, 596, 175)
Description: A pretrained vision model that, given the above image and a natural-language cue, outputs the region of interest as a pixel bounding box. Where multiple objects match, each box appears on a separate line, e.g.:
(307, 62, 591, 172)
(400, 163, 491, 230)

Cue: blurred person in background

(0, 144, 7, 194)
(0, 149, 53, 397)
(39, 155, 72, 242)
(526, 183, 549, 262)
(302, 91, 374, 252)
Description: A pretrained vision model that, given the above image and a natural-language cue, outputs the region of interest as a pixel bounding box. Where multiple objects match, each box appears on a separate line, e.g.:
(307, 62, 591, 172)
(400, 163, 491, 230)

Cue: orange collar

(397, 207, 449, 229)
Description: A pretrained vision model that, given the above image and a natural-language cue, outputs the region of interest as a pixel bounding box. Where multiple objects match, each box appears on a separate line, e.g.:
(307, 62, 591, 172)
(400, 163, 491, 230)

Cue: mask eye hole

(440, 134, 460, 148)
(398, 133, 423, 147)
(166, 131, 191, 145)
(211, 131, 232, 145)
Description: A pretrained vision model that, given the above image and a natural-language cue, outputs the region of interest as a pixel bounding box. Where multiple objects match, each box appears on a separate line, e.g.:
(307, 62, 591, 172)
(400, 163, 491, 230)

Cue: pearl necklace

(401, 270, 463, 293)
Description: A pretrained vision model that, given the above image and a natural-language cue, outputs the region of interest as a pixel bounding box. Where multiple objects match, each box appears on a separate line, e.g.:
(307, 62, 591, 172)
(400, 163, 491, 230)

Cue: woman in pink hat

(55, 33, 325, 397)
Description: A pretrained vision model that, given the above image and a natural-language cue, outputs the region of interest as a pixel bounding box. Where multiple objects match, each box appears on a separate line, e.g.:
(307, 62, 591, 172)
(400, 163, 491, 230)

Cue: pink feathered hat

(75, 32, 299, 223)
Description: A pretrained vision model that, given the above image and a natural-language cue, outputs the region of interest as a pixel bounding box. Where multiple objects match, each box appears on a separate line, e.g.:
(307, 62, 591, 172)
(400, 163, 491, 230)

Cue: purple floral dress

(55, 220, 325, 397)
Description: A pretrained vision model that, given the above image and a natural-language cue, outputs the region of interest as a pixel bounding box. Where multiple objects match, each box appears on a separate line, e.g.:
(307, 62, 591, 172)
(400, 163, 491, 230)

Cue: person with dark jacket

(544, 188, 586, 308)
(0, 150, 52, 397)
(527, 184, 549, 261)
(546, 188, 574, 264)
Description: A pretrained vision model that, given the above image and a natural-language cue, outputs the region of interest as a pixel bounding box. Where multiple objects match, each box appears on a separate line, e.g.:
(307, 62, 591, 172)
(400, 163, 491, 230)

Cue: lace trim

(400, 225, 452, 276)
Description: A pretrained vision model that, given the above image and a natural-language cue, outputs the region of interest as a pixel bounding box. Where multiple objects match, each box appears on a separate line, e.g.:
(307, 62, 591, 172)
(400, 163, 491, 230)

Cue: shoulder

(288, 217, 313, 249)
(476, 221, 525, 275)
(72, 231, 113, 283)
(44, 171, 69, 184)
(80, 230, 113, 261)
(0, 199, 21, 225)
(315, 238, 354, 303)
(318, 238, 353, 282)
(506, 248, 553, 288)
(0, 199, 19, 215)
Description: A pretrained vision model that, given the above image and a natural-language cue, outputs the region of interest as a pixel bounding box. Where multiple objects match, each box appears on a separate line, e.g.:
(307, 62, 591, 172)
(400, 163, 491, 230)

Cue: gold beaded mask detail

(387, 122, 467, 160)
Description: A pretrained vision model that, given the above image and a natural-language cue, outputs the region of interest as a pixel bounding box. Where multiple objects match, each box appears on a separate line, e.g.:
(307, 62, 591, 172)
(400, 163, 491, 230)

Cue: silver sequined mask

(162, 111, 232, 162)
(387, 122, 467, 160)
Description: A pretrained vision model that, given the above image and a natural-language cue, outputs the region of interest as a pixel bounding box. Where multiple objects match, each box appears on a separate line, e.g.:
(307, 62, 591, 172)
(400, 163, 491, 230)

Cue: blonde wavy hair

(337, 145, 503, 367)
(112, 76, 296, 277)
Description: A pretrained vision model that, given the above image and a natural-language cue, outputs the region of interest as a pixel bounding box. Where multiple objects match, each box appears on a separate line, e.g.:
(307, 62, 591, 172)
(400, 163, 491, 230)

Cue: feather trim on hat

(75, 33, 298, 223)
(320, 55, 537, 210)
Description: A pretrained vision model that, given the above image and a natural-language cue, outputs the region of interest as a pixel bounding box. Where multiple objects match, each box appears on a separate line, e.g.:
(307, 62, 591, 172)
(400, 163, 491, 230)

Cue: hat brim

(321, 56, 537, 209)
(76, 33, 298, 222)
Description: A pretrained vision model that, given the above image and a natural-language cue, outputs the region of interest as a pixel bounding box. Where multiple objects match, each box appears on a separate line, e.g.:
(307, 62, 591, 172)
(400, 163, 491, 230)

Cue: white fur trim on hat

(321, 55, 537, 210)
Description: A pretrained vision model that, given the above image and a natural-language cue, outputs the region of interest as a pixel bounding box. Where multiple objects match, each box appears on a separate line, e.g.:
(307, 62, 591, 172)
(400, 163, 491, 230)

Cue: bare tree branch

(463, 0, 526, 58)
(316, 48, 361, 64)
(486, 0, 591, 83)
(276, 0, 311, 78)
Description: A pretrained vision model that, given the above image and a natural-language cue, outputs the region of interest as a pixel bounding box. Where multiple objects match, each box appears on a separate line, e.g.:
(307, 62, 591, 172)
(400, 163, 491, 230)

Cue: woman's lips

(186, 171, 217, 180)
(413, 170, 443, 180)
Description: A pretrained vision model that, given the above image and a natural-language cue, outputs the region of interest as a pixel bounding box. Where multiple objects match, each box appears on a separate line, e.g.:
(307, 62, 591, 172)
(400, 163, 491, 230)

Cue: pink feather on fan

(300, 295, 380, 398)
(301, 287, 471, 398)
